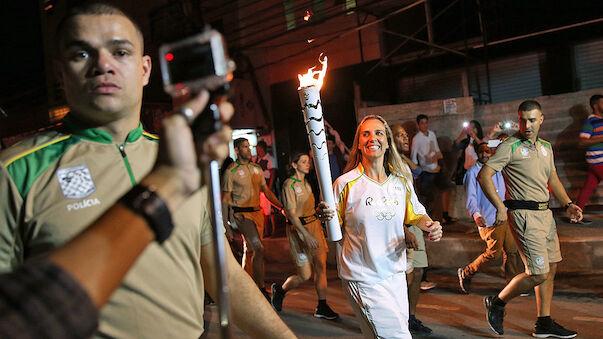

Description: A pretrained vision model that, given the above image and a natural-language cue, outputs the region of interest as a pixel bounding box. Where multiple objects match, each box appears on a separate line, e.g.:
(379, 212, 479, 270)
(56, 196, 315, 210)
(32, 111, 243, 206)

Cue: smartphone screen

(166, 42, 215, 84)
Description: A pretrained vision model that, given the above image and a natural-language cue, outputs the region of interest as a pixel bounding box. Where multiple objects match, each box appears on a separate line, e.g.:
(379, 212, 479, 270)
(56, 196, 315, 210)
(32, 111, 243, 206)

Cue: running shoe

(409, 316, 433, 335)
(458, 268, 471, 294)
(532, 319, 577, 338)
(314, 303, 339, 320)
(484, 296, 505, 335)
(420, 281, 437, 291)
(270, 283, 285, 312)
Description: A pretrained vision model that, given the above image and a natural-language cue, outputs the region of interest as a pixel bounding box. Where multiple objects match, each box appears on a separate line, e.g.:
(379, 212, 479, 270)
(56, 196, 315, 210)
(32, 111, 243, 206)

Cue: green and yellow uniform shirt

(222, 160, 265, 208)
(0, 115, 211, 338)
(282, 176, 315, 217)
(485, 134, 555, 202)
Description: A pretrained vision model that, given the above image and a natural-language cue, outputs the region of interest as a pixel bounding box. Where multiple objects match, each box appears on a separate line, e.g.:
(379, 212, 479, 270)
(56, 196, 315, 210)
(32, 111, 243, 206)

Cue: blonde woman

(322, 115, 443, 338)
(271, 152, 339, 320)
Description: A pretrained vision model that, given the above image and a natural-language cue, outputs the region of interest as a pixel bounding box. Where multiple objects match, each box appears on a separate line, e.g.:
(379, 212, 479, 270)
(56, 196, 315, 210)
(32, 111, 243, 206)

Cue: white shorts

(343, 272, 411, 339)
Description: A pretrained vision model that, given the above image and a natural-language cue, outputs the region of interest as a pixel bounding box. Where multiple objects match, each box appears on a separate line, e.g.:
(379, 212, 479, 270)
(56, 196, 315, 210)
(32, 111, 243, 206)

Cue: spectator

(457, 142, 523, 294)
(574, 94, 603, 224)
(411, 114, 457, 224)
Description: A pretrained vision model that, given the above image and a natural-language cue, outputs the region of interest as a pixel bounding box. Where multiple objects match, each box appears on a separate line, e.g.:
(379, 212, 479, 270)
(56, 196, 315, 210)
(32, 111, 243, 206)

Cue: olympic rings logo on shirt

(375, 210, 396, 221)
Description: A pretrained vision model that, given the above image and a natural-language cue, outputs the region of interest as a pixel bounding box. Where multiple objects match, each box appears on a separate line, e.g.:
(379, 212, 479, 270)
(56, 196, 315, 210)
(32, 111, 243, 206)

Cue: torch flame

(297, 54, 328, 90)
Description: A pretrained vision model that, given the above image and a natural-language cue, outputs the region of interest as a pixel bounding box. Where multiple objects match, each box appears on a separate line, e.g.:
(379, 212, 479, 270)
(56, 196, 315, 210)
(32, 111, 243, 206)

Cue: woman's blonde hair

(343, 115, 413, 187)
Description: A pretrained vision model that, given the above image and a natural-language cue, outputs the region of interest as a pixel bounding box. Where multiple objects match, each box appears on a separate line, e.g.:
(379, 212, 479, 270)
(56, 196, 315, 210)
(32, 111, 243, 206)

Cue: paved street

(203, 268, 603, 338)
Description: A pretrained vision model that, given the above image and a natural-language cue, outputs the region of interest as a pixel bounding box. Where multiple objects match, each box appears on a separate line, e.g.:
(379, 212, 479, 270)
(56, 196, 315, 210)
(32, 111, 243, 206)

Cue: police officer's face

(58, 14, 151, 124)
(236, 140, 252, 161)
(391, 126, 409, 153)
(518, 109, 544, 141)
(293, 155, 311, 174)
(358, 118, 389, 160)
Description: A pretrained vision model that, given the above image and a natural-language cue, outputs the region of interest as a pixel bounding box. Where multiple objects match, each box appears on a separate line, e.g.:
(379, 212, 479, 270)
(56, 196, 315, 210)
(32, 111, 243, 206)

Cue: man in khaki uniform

(0, 3, 295, 338)
(222, 138, 283, 297)
(478, 100, 582, 338)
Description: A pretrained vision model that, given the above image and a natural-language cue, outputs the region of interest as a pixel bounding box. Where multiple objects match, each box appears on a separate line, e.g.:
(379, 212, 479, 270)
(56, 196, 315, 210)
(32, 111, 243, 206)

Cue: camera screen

(166, 42, 215, 84)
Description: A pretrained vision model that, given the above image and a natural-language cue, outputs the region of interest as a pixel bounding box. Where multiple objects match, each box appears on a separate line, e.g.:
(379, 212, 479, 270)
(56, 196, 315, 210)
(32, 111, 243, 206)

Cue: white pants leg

(343, 272, 411, 339)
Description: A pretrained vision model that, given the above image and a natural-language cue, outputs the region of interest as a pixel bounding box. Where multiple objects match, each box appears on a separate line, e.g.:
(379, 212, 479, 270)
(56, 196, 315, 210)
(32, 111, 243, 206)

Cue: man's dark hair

(518, 100, 541, 113)
(474, 142, 489, 153)
(233, 138, 248, 149)
(56, 1, 144, 51)
(589, 94, 603, 110)
(256, 140, 267, 150)
(416, 114, 428, 124)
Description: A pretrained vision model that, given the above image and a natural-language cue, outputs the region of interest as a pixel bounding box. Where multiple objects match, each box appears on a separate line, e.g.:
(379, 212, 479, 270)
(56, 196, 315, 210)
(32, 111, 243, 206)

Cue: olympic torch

(297, 55, 342, 242)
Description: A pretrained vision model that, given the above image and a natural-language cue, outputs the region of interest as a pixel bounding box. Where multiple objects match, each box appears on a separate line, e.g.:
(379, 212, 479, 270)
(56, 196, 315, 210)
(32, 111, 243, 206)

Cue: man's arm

(578, 135, 603, 147)
(477, 165, 507, 225)
(401, 153, 419, 171)
(261, 182, 283, 210)
(410, 137, 419, 165)
(201, 237, 296, 338)
(465, 170, 486, 227)
(548, 170, 582, 222)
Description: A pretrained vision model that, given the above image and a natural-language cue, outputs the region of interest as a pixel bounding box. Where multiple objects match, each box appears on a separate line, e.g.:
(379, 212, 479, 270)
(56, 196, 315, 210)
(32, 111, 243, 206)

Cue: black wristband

(565, 201, 574, 209)
(120, 185, 174, 244)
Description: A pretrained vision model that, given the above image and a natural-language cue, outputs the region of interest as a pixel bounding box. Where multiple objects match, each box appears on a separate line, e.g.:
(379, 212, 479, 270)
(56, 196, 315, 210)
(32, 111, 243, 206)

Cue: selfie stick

(204, 104, 232, 339)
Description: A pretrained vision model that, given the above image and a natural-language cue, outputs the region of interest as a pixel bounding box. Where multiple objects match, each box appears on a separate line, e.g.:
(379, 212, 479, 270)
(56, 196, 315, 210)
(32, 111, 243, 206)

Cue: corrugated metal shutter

(470, 53, 543, 103)
(575, 39, 603, 91)
(398, 68, 463, 103)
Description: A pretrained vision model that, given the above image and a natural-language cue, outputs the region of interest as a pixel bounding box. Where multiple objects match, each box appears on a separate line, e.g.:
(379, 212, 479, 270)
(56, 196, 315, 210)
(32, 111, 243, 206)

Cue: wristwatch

(120, 185, 174, 244)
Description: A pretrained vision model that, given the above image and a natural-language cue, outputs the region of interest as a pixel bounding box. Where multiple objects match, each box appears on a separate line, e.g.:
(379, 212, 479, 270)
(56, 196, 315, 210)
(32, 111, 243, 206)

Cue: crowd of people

(0, 1, 600, 339)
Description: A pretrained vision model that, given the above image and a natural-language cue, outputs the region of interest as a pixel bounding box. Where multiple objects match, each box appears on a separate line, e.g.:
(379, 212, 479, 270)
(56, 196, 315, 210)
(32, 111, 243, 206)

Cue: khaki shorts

(508, 209, 561, 275)
(406, 225, 428, 270)
(234, 210, 265, 240)
(287, 219, 328, 267)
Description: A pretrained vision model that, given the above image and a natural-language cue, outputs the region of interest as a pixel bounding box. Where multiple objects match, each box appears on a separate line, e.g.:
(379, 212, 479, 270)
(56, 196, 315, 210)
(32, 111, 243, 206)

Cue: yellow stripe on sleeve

(4, 135, 72, 167)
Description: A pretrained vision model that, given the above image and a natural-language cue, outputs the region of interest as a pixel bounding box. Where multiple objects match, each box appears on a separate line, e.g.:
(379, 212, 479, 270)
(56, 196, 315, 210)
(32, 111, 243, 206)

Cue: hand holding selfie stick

(160, 29, 235, 339)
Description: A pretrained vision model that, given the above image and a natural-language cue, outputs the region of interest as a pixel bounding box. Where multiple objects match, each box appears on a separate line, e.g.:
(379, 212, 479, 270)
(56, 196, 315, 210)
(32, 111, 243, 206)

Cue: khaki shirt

(0, 115, 211, 338)
(485, 134, 555, 202)
(282, 177, 315, 217)
(222, 160, 265, 208)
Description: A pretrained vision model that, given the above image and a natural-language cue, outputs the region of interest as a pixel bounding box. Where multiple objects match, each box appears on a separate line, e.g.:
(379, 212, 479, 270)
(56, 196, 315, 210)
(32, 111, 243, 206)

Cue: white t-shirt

(464, 138, 478, 170)
(333, 164, 427, 284)
(411, 130, 441, 173)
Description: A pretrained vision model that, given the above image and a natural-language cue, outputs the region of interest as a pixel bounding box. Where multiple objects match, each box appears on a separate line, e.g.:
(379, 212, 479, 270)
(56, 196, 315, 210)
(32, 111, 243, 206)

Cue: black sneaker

(484, 296, 505, 335)
(409, 316, 433, 335)
(314, 303, 339, 320)
(578, 218, 593, 225)
(532, 319, 577, 338)
(458, 268, 471, 294)
(270, 283, 285, 312)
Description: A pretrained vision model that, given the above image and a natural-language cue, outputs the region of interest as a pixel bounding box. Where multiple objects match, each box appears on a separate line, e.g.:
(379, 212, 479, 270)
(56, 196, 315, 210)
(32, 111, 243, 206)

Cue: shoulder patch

(539, 139, 552, 150)
(229, 163, 241, 174)
(509, 140, 523, 154)
(4, 135, 79, 198)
